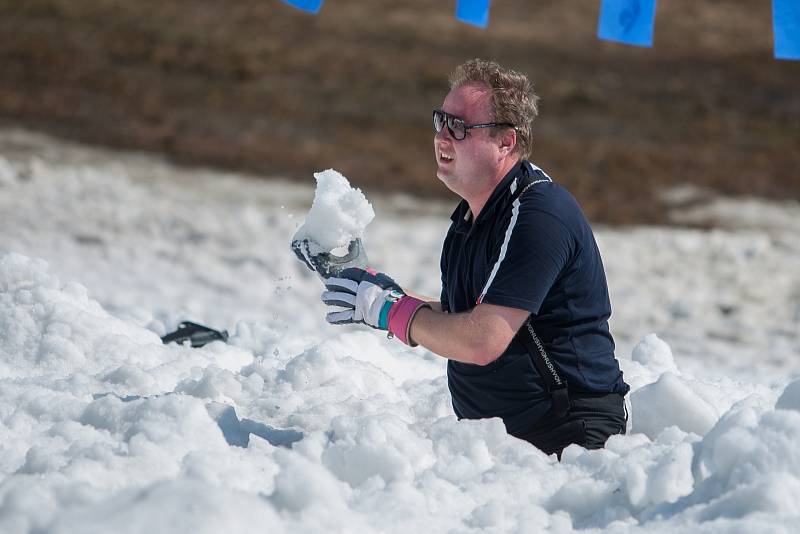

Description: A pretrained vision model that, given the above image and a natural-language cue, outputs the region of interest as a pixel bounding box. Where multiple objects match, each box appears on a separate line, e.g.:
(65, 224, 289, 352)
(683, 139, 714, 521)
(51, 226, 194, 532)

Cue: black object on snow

(161, 321, 229, 348)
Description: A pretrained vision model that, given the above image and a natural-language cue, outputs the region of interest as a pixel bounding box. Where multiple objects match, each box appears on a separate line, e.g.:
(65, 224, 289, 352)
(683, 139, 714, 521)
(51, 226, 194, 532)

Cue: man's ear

(498, 129, 517, 157)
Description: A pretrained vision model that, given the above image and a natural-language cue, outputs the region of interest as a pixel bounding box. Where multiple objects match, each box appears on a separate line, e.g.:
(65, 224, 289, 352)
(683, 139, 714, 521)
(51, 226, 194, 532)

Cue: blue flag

(774, 0, 800, 60)
(456, 0, 491, 28)
(282, 0, 323, 14)
(597, 0, 658, 47)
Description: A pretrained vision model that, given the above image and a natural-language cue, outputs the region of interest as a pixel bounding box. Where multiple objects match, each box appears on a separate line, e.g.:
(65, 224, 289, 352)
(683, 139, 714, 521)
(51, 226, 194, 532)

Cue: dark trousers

(517, 392, 627, 459)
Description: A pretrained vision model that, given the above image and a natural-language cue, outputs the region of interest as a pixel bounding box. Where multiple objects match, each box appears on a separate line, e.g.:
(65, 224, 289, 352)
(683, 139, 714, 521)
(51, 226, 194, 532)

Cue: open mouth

(439, 152, 454, 164)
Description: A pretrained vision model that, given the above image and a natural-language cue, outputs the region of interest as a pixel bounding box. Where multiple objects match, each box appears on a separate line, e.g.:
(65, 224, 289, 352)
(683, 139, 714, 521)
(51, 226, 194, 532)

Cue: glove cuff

(387, 296, 430, 346)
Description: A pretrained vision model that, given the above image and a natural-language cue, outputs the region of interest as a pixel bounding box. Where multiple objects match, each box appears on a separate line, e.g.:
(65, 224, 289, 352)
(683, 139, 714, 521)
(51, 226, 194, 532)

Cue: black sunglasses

(433, 109, 515, 141)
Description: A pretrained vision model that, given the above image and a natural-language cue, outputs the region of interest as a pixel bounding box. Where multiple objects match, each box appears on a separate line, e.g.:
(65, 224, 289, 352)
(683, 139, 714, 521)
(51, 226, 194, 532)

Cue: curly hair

(448, 58, 539, 159)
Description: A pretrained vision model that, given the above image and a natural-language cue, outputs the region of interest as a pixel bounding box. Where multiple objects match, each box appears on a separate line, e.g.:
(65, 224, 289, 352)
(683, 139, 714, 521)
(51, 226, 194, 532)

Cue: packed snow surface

(291, 169, 374, 253)
(1, 129, 799, 533)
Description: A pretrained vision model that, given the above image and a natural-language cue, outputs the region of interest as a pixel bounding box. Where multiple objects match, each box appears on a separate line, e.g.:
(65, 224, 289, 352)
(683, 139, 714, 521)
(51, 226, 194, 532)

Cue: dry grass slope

(1, 0, 798, 223)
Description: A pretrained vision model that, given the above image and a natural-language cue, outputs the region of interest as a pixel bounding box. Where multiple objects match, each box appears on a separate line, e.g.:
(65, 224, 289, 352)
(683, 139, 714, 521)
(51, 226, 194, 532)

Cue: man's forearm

(408, 307, 487, 364)
(408, 304, 525, 366)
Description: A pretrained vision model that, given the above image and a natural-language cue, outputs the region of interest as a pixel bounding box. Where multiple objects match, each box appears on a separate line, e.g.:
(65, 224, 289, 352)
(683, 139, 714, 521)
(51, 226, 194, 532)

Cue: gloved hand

(322, 267, 430, 346)
(291, 238, 369, 278)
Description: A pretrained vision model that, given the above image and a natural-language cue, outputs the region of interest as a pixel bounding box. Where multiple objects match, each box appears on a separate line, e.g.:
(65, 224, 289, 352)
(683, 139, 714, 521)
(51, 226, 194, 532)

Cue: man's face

(434, 83, 503, 199)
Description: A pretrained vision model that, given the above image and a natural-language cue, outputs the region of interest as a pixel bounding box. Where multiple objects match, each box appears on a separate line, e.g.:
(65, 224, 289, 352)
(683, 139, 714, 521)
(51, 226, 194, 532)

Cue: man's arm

(409, 303, 530, 366)
(317, 269, 526, 360)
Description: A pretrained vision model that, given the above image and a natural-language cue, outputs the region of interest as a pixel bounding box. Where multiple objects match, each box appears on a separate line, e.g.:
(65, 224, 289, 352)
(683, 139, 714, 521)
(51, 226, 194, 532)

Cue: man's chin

(436, 172, 460, 194)
(436, 166, 453, 183)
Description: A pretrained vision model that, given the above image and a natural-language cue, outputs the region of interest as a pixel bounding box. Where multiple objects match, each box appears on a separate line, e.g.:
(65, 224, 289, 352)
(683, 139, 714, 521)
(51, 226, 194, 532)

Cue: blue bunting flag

(597, 0, 658, 47)
(774, 0, 800, 60)
(456, 0, 491, 29)
(281, 0, 323, 14)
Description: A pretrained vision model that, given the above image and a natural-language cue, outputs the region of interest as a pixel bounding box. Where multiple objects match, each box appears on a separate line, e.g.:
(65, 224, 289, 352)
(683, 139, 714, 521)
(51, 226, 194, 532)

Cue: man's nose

(435, 126, 452, 141)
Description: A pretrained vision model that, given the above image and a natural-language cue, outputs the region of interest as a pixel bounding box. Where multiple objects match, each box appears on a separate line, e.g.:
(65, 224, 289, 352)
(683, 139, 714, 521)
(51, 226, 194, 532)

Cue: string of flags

(280, 0, 800, 61)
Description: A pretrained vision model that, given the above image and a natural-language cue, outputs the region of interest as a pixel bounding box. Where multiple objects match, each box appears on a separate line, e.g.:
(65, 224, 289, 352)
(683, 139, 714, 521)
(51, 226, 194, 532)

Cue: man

(319, 59, 629, 458)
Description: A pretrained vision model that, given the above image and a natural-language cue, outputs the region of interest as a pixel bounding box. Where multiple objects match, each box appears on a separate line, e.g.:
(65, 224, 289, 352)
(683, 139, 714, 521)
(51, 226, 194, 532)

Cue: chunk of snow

(292, 169, 374, 253)
(631, 333, 678, 375)
(631, 372, 718, 439)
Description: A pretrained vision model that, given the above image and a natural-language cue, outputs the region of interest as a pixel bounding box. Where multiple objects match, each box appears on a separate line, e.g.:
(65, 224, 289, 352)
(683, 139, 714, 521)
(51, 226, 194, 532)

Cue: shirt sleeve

(478, 200, 575, 314)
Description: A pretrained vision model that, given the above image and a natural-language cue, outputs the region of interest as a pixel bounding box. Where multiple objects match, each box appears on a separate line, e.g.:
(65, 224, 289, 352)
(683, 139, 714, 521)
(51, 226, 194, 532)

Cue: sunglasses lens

(433, 111, 445, 133)
(447, 117, 466, 140)
(433, 110, 466, 140)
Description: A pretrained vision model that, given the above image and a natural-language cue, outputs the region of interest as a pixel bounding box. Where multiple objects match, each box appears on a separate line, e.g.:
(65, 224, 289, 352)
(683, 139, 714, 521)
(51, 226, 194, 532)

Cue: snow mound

(46, 479, 284, 534)
(0, 253, 158, 380)
(776, 378, 800, 412)
(292, 169, 374, 253)
(3, 250, 800, 532)
(687, 397, 800, 523)
(0, 252, 282, 531)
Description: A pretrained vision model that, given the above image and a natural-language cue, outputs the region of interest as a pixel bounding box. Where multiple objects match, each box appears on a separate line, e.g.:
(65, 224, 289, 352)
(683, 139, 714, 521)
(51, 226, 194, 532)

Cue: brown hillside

(1, 0, 798, 224)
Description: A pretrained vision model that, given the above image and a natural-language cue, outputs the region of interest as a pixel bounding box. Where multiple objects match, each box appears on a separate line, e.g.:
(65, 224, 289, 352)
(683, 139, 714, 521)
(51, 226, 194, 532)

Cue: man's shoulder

(511, 164, 583, 223)
(509, 182, 591, 248)
(516, 181, 579, 224)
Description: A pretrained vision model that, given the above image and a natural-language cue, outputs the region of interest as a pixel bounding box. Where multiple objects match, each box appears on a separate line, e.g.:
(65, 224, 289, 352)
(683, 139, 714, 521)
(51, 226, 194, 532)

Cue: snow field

(1, 129, 799, 532)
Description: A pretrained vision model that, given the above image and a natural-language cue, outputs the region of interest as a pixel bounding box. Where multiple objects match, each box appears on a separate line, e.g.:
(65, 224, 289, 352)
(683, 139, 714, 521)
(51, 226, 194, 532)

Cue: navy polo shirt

(440, 160, 629, 437)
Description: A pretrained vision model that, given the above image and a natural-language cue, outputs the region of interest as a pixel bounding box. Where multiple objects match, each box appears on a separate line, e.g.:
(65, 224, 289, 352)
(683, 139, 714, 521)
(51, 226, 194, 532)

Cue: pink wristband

(387, 296, 430, 346)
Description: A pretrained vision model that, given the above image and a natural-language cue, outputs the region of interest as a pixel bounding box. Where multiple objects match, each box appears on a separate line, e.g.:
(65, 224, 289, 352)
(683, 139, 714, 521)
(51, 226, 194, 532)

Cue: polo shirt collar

(449, 160, 524, 233)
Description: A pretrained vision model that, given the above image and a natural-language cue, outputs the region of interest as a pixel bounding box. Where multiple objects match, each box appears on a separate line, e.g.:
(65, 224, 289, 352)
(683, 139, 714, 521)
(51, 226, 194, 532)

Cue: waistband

(519, 391, 626, 437)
